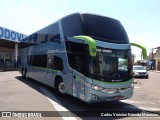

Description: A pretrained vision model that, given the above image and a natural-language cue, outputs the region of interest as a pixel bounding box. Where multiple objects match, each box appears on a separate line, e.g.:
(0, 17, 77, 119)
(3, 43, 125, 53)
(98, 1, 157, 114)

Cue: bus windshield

(89, 48, 132, 82)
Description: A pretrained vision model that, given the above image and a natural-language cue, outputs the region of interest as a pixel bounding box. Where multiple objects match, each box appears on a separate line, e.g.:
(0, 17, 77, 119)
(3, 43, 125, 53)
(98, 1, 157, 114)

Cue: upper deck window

(82, 14, 129, 44)
(62, 13, 129, 44)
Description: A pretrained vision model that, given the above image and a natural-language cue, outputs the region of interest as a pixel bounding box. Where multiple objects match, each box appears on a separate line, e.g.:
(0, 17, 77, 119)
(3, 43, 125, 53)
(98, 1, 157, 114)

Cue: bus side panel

(72, 70, 85, 101)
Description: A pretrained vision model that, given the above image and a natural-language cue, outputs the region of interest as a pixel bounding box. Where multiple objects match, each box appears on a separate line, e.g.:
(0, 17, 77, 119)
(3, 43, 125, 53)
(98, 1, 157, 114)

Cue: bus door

(71, 53, 86, 101)
(72, 71, 85, 101)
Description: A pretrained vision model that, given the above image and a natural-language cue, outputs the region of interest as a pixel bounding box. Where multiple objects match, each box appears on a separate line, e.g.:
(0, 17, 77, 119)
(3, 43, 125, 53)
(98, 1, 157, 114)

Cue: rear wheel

(22, 68, 27, 79)
(22, 69, 24, 78)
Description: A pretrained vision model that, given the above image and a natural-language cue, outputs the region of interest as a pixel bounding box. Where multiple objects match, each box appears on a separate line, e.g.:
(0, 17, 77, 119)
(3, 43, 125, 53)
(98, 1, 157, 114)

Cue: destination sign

(96, 48, 112, 53)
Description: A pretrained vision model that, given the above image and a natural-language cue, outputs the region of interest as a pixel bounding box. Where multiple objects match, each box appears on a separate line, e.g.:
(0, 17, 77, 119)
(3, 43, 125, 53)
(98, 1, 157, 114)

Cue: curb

(149, 70, 160, 73)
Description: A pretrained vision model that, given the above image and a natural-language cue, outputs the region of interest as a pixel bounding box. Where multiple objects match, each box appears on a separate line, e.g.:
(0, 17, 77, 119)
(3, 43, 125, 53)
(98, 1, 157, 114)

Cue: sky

(0, 0, 160, 60)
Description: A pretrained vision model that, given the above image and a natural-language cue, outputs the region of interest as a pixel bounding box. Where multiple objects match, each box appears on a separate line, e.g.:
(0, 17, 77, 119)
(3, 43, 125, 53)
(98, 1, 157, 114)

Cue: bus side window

(47, 58, 53, 68)
(53, 56, 63, 71)
(31, 54, 47, 67)
(47, 54, 54, 68)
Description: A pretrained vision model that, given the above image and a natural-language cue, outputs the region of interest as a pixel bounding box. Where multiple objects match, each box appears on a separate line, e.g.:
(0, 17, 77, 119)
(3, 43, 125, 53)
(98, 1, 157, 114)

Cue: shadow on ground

(16, 76, 156, 119)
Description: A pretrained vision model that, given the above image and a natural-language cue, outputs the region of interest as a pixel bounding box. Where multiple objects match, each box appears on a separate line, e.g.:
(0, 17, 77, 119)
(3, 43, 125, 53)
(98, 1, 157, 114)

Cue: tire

(24, 69, 27, 79)
(22, 69, 26, 79)
(55, 78, 65, 95)
(22, 69, 24, 78)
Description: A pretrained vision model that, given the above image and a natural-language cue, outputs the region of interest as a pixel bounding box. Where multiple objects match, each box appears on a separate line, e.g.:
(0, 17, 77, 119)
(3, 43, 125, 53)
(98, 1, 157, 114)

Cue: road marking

(134, 86, 140, 89)
(40, 87, 77, 120)
(139, 107, 160, 111)
(122, 100, 160, 111)
(121, 100, 141, 104)
(134, 86, 140, 90)
(121, 99, 157, 105)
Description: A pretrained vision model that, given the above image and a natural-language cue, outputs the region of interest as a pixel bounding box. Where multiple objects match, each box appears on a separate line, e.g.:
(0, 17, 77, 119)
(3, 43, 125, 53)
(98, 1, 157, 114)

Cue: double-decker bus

(19, 13, 134, 103)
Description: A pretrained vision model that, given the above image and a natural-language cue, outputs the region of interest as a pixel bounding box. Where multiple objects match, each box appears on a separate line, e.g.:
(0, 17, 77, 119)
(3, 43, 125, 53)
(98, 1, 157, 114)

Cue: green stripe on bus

(33, 66, 60, 72)
(85, 77, 133, 84)
(73, 35, 96, 57)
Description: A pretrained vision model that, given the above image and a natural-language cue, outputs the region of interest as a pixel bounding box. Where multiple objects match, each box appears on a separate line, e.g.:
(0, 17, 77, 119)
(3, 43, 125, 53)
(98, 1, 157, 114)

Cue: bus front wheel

(55, 78, 65, 95)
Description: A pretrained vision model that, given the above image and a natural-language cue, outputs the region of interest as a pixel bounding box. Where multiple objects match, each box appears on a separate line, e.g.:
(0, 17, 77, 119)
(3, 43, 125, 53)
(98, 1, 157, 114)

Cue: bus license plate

(113, 96, 122, 100)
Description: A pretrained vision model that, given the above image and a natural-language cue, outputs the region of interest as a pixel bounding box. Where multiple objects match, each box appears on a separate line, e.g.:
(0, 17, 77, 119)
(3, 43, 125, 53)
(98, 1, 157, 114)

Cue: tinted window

(20, 23, 60, 45)
(54, 56, 63, 71)
(82, 14, 129, 43)
(90, 49, 132, 82)
(28, 54, 47, 67)
(66, 41, 88, 75)
(61, 13, 84, 37)
(61, 13, 129, 44)
(27, 55, 32, 65)
(133, 66, 145, 70)
(47, 54, 54, 68)
(47, 23, 61, 43)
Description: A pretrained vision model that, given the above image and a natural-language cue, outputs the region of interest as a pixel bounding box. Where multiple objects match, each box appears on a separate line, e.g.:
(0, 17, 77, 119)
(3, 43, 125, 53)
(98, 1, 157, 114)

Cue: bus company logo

(92, 48, 96, 53)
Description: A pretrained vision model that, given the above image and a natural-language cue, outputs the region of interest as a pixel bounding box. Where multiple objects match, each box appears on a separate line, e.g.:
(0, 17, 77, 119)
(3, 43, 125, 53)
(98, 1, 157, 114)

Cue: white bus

(19, 13, 134, 103)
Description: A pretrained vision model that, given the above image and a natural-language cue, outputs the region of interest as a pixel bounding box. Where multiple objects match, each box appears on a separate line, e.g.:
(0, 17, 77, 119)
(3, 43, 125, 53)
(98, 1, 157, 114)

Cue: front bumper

(84, 84, 134, 103)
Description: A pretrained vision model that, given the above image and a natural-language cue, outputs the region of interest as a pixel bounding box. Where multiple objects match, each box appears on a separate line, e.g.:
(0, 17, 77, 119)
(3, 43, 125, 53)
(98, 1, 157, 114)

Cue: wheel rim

(58, 82, 65, 94)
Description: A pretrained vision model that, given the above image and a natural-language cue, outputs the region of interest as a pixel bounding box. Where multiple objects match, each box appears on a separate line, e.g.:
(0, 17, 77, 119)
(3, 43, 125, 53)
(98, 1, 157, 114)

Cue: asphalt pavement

(0, 71, 160, 120)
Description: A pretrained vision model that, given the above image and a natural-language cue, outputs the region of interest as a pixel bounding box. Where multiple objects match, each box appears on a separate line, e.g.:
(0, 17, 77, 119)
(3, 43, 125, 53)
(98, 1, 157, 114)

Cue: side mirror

(73, 36, 97, 57)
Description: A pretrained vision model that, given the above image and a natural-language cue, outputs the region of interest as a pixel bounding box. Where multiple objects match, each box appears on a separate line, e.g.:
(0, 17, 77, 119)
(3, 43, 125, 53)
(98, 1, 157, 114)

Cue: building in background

(0, 26, 26, 70)
(147, 46, 160, 71)
(154, 47, 160, 71)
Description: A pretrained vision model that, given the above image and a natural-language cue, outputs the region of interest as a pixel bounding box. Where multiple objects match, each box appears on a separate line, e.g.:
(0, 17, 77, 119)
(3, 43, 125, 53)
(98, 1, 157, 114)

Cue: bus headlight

(84, 82, 104, 91)
(84, 81, 92, 87)
(92, 85, 104, 91)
